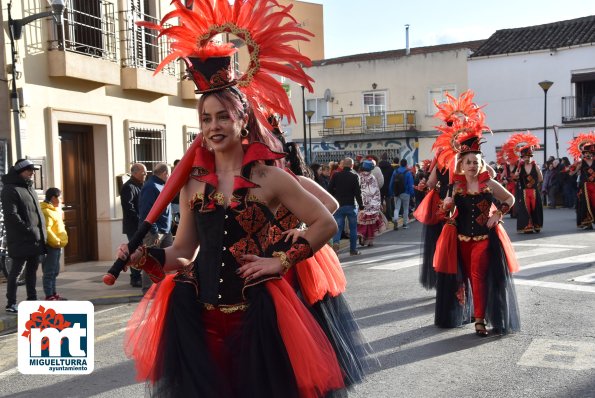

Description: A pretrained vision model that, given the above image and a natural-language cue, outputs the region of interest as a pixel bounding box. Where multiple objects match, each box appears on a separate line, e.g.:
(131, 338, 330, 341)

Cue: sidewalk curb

(0, 293, 143, 334)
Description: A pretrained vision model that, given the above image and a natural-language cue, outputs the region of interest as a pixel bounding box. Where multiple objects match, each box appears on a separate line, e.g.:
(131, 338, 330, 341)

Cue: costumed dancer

(414, 90, 484, 290)
(432, 106, 521, 337)
(503, 132, 543, 233)
(270, 123, 376, 386)
(115, 1, 348, 396)
(568, 132, 595, 230)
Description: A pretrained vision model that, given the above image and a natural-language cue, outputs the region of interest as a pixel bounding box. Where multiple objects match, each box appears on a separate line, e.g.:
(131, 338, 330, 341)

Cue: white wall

(468, 45, 595, 163)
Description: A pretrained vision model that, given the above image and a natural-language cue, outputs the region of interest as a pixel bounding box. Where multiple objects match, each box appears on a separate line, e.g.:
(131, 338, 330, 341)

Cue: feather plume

(138, 0, 314, 123)
(502, 132, 541, 164)
(568, 132, 595, 161)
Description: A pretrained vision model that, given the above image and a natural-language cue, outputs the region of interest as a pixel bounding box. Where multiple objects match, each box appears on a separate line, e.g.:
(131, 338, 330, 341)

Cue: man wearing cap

(1, 159, 46, 314)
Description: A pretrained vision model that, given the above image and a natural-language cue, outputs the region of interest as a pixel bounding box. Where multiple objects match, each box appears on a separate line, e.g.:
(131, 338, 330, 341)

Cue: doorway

(59, 124, 98, 264)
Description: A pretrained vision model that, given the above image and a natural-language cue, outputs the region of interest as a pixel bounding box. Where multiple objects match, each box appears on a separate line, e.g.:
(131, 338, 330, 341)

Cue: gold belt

(457, 234, 488, 242)
(203, 302, 249, 314)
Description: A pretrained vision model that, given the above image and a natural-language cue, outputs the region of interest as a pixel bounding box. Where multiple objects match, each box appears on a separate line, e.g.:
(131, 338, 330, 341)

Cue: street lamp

(301, 86, 308, 164)
(538, 80, 553, 163)
(8, 0, 68, 160)
(305, 110, 315, 164)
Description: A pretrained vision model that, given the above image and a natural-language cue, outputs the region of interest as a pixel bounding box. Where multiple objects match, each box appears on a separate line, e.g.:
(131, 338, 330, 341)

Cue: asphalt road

(0, 207, 594, 398)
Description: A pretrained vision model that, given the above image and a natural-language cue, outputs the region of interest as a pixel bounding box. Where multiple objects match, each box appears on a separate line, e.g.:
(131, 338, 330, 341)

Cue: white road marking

(518, 253, 594, 271)
(570, 273, 595, 283)
(518, 338, 595, 370)
(512, 243, 588, 249)
(515, 247, 572, 259)
(513, 279, 595, 293)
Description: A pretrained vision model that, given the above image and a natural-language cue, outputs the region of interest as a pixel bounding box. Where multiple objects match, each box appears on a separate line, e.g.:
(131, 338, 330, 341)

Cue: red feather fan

(568, 132, 595, 161)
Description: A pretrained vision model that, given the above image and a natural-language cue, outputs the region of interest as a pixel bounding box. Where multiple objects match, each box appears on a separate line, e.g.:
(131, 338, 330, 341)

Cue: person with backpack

(389, 159, 414, 230)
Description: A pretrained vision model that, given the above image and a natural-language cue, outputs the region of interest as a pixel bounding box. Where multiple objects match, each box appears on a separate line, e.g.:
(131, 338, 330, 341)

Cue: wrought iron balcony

(321, 110, 416, 137)
(561, 96, 595, 123)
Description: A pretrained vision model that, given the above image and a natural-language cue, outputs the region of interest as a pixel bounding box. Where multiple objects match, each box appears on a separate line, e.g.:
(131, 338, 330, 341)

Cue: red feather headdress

(502, 132, 541, 164)
(138, 0, 315, 126)
(568, 132, 595, 161)
(496, 148, 508, 166)
(432, 90, 490, 172)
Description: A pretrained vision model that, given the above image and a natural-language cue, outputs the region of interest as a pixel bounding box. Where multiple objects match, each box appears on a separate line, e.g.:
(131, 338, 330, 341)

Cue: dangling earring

(201, 134, 213, 152)
(240, 127, 249, 145)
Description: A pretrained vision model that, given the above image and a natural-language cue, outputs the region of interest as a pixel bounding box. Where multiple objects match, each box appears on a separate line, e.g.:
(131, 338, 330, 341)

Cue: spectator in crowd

(560, 157, 577, 209)
(1, 159, 46, 314)
(138, 162, 173, 293)
(357, 160, 386, 246)
(171, 159, 181, 236)
(120, 162, 147, 287)
(328, 157, 363, 255)
(389, 158, 414, 230)
(319, 164, 331, 190)
(378, 153, 396, 225)
(367, 156, 384, 190)
(40, 187, 68, 300)
(541, 160, 554, 207)
(547, 159, 562, 208)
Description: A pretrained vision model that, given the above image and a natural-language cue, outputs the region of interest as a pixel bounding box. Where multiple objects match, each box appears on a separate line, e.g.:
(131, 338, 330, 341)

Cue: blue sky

(313, 0, 594, 59)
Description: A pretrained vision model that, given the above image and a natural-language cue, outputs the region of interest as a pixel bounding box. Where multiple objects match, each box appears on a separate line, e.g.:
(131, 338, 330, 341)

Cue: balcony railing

(122, 9, 175, 76)
(562, 96, 595, 123)
(58, 0, 117, 62)
(321, 110, 416, 137)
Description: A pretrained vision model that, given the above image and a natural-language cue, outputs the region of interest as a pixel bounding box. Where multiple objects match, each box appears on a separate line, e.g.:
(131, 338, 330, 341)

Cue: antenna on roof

(405, 24, 410, 56)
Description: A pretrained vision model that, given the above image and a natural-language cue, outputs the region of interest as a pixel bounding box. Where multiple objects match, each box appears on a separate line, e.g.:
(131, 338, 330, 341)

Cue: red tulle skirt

(414, 189, 445, 225)
(294, 244, 347, 306)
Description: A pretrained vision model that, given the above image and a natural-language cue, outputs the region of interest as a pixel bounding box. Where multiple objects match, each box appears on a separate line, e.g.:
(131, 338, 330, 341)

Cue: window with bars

(123, 0, 176, 75)
(62, 0, 117, 61)
(428, 86, 456, 115)
(185, 128, 200, 149)
(129, 127, 166, 172)
(306, 99, 328, 123)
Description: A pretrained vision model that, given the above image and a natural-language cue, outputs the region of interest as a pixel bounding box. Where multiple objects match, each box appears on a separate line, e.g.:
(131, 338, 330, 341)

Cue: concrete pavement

(0, 260, 144, 333)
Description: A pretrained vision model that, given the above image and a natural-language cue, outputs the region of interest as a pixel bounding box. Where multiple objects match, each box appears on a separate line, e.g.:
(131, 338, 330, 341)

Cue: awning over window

(571, 72, 595, 83)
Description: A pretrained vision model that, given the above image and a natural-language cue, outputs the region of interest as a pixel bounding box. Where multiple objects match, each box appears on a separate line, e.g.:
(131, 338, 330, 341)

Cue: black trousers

(6, 255, 39, 306)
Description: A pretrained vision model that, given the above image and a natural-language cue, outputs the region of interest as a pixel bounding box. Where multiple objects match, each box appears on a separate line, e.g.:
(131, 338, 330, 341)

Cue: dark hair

(400, 158, 408, 167)
(173, 159, 181, 166)
(392, 157, 400, 164)
(285, 142, 313, 179)
(45, 187, 61, 201)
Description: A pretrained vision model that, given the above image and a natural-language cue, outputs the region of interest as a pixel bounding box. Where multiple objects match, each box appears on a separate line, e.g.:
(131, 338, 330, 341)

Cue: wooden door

(59, 125, 98, 264)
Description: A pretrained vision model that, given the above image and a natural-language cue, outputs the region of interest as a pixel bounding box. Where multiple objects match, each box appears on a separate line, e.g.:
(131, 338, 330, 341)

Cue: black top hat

(185, 56, 236, 94)
(458, 136, 482, 154)
(520, 147, 534, 157)
(582, 143, 595, 153)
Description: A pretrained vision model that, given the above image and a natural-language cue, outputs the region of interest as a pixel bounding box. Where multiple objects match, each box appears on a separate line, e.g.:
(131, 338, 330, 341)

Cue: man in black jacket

(328, 157, 363, 255)
(1, 159, 46, 314)
(378, 153, 397, 222)
(120, 163, 147, 287)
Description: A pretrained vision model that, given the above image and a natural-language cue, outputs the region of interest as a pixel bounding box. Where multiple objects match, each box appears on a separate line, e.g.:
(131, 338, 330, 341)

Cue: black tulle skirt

(126, 278, 347, 398)
(434, 229, 521, 334)
(419, 222, 442, 290)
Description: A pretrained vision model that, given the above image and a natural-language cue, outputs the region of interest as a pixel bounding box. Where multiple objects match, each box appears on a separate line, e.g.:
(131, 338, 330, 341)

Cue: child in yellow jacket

(40, 188, 68, 300)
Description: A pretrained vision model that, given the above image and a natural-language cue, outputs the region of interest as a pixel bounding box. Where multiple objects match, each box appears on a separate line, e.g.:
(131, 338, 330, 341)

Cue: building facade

(468, 15, 595, 164)
(0, 0, 323, 263)
(286, 41, 485, 166)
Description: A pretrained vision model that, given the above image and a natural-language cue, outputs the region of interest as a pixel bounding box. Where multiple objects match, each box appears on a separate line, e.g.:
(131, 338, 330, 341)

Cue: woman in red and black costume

(269, 123, 376, 387)
(116, 1, 349, 397)
(503, 132, 543, 233)
(568, 133, 595, 230)
(515, 147, 544, 233)
(433, 135, 521, 336)
(415, 90, 491, 290)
